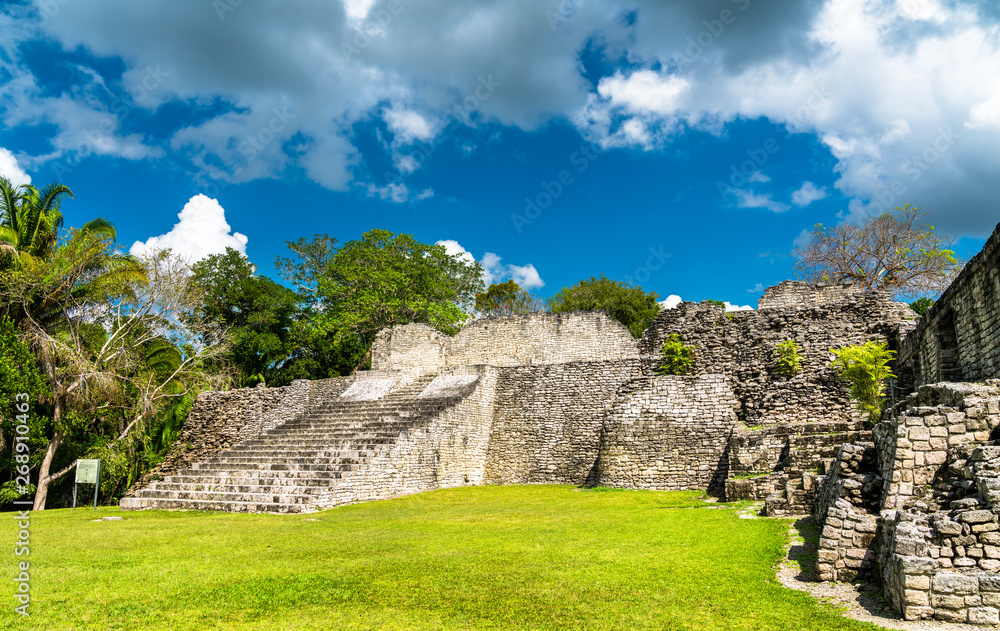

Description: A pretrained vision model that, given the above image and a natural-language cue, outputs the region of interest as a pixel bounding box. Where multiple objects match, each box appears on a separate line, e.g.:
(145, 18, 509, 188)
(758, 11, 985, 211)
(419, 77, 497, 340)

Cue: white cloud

(791, 181, 829, 207)
(0, 147, 30, 187)
(129, 194, 248, 263)
(725, 302, 754, 312)
(732, 189, 791, 214)
(437, 240, 544, 290)
(748, 283, 765, 294)
(596, 70, 689, 116)
(385, 106, 436, 144)
(660, 295, 683, 309)
(748, 172, 770, 183)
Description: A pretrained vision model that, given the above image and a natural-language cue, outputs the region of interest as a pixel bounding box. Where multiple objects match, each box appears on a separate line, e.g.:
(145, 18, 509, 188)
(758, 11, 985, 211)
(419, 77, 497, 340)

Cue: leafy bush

(656, 334, 695, 375)
(909, 297, 934, 316)
(774, 340, 802, 377)
(830, 341, 897, 424)
(705, 299, 725, 308)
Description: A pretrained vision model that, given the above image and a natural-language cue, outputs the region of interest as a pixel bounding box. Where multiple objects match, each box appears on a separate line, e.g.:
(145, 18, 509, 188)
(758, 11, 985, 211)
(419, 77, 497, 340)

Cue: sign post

(73, 460, 101, 510)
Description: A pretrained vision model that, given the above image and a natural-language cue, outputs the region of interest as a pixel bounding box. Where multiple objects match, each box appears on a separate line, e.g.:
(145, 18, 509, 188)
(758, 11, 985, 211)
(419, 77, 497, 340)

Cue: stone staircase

(758, 420, 869, 516)
(121, 374, 468, 514)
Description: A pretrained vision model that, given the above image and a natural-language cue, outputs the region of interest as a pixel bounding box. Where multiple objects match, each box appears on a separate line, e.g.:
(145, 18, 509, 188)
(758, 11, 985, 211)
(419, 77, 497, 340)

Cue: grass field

(0, 486, 882, 631)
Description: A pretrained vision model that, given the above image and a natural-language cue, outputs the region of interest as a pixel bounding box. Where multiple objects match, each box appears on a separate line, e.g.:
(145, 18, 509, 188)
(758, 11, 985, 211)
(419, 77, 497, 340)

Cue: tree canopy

(278, 230, 484, 372)
(792, 205, 963, 298)
(546, 275, 660, 338)
(474, 280, 543, 318)
(191, 248, 299, 387)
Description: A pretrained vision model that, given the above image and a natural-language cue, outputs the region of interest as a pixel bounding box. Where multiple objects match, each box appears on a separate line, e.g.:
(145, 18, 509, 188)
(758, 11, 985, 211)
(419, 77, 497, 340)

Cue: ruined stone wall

(314, 367, 500, 509)
(876, 382, 1000, 513)
(484, 360, 644, 485)
(639, 292, 917, 427)
(134, 377, 351, 487)
(595, 374, 740, 492)
(371, 312, 640, 372)
(814, 381, 1000, 625)
(758, 280, 862, 309)
(898, 221, 1000, 388)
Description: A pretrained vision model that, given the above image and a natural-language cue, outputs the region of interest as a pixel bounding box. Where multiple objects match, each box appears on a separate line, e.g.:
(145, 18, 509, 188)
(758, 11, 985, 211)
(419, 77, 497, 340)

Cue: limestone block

(933, 573, 980, 595)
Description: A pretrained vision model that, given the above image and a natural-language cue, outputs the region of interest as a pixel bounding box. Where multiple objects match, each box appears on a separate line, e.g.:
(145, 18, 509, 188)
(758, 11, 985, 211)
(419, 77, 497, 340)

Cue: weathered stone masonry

(897, 221, 1000, 388)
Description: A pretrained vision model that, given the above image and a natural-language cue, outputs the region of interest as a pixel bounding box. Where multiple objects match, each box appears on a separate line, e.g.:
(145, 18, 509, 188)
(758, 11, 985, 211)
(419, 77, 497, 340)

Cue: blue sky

(1, 0, 997, 309)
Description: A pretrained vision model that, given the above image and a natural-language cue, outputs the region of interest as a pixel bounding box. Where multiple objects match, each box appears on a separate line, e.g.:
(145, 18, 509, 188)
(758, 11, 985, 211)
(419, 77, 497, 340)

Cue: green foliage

(475, 280, 542, 317)
(280, 231, 484, 378)
(0, 178, 74, 265)
(191, 248, 299, 387)
(793, 204, 963, 297)
(0, 316, 49, 498)
(774, 340, 803, 378)
(830, 341, 897, 423)
(656, 333, 696, 375)
(909, 297, 935, 316)
(705, 299, 726, 308)
(546, 275, 660, 338)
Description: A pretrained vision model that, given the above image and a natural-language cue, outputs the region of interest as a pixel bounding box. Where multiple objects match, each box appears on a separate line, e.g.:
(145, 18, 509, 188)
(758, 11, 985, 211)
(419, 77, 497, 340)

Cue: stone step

(120, 496, 310, 514)
(176, 468, 346, 480)
(132, 488, 314, 504)
(150, 482, 328, 495)
(165, 474, 338, 487)
(200, 455, 368, 466)
(189, 462, 365, 472)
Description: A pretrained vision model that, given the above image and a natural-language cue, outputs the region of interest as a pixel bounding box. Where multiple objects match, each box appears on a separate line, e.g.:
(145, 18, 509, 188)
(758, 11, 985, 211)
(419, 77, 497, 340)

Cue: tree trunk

(33, 397, 64, 511)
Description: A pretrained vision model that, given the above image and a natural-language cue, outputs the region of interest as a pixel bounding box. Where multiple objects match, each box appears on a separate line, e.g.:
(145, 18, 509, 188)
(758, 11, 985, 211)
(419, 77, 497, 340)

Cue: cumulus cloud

(724, 302, 755, 311)
(0, 147, 30, 187)
(129, 195, 248, 262)
(660, 295, 683, 309)
(436, 240, 544, 290)
(791, 181, 829, 206)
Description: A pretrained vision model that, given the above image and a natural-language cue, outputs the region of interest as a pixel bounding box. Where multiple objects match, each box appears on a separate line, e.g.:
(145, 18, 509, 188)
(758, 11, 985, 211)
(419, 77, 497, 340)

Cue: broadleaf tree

(792, 205, 964, 298)
(546, 275, 661, 338)
(279, 230, 484, 373)
(475, 280, 544, 317)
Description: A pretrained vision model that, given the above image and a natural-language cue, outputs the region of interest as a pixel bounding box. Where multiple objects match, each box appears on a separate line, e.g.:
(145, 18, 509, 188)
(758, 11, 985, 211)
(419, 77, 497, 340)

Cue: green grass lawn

(0, 486, 882, 631)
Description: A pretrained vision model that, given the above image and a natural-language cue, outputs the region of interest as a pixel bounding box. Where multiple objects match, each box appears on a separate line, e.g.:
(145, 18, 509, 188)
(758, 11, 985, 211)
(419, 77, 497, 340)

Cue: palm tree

(0, 178, 73, 263)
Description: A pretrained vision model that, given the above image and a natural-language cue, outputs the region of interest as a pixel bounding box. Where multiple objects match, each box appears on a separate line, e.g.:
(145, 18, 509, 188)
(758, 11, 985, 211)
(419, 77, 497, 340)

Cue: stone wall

(595, 374, 740, 492)
(484, 360, 645, 485)
(639, 292, 916, 427)
(813, 380, 1000, 625)
(758, 280, 862, 309)
(371, 311, 640, 372)
(897, 221, 1000, 388)
(876, 382, 1000, 513)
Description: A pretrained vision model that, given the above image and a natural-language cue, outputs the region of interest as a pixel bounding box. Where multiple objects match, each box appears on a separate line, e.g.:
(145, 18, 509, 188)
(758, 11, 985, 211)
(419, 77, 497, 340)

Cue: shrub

(774, 340, 802, 377)
(656, 334, 695, 375)
(830, 341, 897, 424)
(909, 297, 934, 316)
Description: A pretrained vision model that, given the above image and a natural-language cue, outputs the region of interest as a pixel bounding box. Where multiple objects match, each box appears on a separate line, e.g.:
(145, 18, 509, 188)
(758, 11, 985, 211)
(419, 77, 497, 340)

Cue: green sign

(76, 460, 100, 484)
